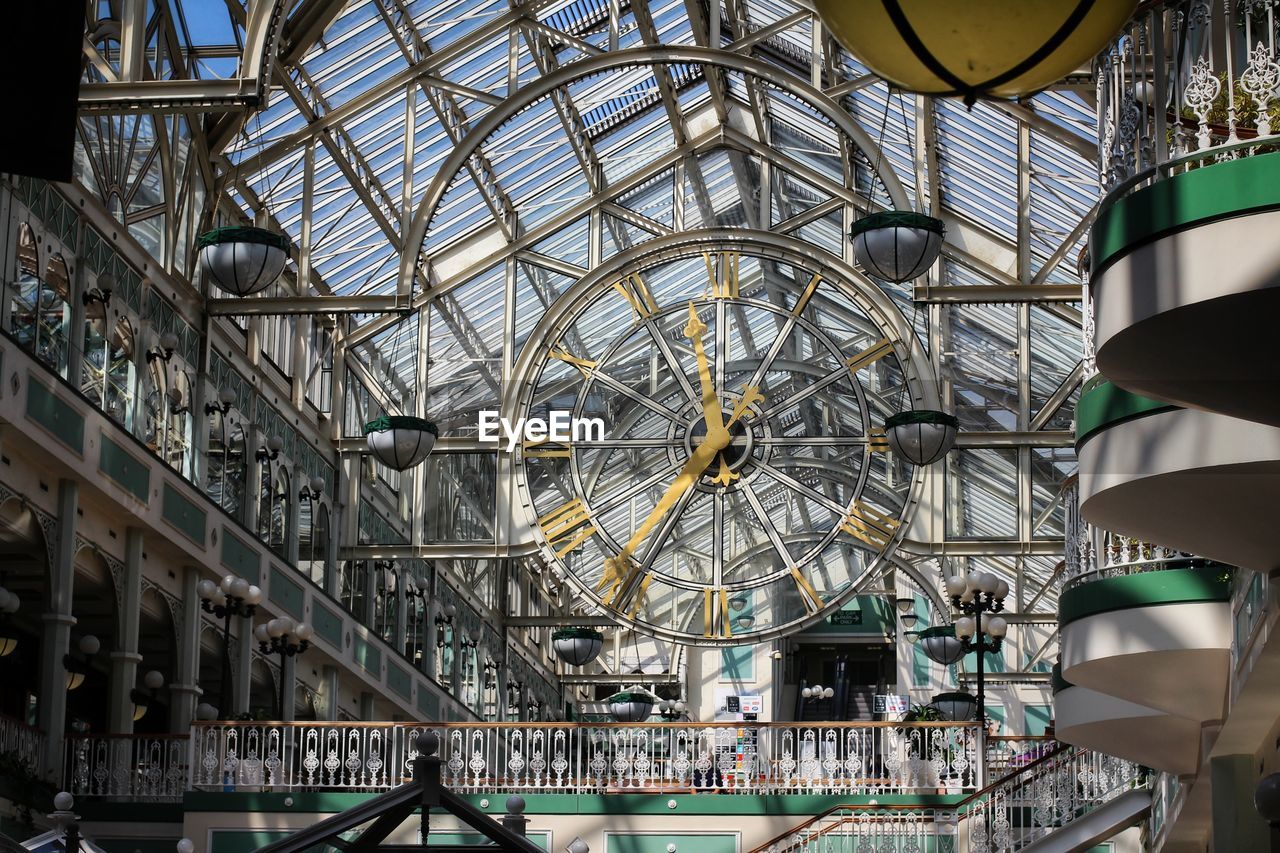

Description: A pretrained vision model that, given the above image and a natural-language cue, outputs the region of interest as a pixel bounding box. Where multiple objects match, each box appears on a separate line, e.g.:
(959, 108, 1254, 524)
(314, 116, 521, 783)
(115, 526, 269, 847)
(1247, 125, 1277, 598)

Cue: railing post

(501, 795, 528, 836)
(414, 731, 442, 841)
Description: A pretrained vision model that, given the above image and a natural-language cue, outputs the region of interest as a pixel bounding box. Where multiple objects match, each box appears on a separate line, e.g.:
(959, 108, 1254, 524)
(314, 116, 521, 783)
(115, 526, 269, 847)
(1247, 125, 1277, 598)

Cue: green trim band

(917, 625, 955, 639)
(1051, 662, 1071, 695)
(197, 226, 291, 251)
(1092, 150, 1280, 277)
(885, 409, 959, 429)
(552, 627, 604, 641)
(1075, 379, 1180, 449)
(363, 415, 439, 435)
(1058, 565, 1233, 627)
(849, 210, 946, 238)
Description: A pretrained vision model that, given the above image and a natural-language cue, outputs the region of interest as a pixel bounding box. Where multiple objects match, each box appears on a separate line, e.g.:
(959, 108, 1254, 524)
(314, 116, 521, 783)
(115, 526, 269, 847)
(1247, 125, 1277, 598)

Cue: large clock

(510, 233, 929, 645)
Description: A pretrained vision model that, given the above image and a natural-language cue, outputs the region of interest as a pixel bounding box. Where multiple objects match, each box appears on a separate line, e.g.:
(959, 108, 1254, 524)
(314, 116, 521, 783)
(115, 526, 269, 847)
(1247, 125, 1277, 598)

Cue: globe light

(266, 619, 287, 639)
(294, 622, 314, 642)
(987, 616, 1008, 639)
(977, 573, 998, 594)
(955, 617, 976, 639)
(801, 687, 813, 699)
(822, 687, 835, 699)
(309, 475, 325, 494)
(254, 624, 270, 643)
(965, 572, 982, 593)
(197, 579, 217, 600)
(945, 575, 967, 597)
(218, 388, 237, 407)
(143, 670, 165, 690)
(78, 635, 100, 656)
(267, 435, 284, 454)
(220, 575, 236, 594)
(176, 839, 195, 853)
(159, 331, 180, 352)
(244, 585, 264, 606)
(194, 703, 218, 721)
(994, 579, 1010, 600)
(229, 578, 251, 600)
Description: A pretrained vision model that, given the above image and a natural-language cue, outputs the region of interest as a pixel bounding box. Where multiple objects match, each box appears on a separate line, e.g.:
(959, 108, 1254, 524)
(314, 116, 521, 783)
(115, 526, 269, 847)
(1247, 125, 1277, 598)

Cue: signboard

(739, 694, 763, 715)
(725, 695, 741, 713)
(830, 610, 863, 626)
(873, 694, 910, 715)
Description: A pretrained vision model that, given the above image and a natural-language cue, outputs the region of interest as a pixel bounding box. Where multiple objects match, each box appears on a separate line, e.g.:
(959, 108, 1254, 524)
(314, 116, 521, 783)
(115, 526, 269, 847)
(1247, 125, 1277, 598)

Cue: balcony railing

(1099, 0, 1280, 196)
(1, 715, 45, 775)
(189, 721, 982, 796)
(1063, 478, 1198, 592)
(753, 746, 1146, 853)
(60, 721, 983, 799)
(64, 734, 189, 801)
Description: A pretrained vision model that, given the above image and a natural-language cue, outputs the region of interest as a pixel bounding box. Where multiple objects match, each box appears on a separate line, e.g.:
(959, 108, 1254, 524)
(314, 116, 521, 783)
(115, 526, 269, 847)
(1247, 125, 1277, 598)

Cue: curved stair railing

(751, 745, 1147, 853)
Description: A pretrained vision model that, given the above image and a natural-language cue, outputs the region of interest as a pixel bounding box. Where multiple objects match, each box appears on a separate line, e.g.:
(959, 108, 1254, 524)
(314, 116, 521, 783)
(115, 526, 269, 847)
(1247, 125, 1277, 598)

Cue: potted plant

(551, 627, 605, 667)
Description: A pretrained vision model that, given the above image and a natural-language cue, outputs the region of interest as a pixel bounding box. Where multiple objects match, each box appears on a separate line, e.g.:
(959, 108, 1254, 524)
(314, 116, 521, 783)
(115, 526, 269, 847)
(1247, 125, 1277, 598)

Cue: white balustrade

(1099, 1, 1280, 195)
(181, 721, 981, 796)
(1062, 477, 1197, 591)
(63, 735, 189, 800)
(754, 746, 1146, 853)
(0, 715, 45, 775)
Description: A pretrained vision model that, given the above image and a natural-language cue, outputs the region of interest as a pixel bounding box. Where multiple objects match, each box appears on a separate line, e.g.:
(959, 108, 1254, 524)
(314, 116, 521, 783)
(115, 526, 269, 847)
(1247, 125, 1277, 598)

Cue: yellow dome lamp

(814, 0, 1137, 106)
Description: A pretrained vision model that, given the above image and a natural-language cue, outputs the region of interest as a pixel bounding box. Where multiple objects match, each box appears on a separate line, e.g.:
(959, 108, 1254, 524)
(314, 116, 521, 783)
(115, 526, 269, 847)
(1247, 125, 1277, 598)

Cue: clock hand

(685, 303, 728, 439)
(602, 428, 729, 591)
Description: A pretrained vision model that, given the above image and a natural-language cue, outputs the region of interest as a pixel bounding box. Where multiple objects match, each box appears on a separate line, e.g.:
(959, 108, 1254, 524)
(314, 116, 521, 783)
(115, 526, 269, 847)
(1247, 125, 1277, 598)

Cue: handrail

(747, 743, 1073, 853)
(189, 719, 981, 730)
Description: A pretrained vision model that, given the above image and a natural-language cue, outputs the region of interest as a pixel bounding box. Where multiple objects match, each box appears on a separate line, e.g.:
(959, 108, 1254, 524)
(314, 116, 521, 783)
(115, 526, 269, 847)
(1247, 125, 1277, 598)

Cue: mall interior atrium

(0, 1, 1277, 852)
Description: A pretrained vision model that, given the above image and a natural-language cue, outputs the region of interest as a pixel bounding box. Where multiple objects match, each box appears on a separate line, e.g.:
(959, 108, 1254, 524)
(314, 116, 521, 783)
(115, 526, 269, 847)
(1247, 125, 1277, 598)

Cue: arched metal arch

(397, 45, 914, 299)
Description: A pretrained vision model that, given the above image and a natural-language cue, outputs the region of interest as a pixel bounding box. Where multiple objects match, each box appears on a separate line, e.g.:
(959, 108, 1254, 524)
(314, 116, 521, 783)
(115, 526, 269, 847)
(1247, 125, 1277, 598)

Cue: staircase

(751, 745, 1149, 853)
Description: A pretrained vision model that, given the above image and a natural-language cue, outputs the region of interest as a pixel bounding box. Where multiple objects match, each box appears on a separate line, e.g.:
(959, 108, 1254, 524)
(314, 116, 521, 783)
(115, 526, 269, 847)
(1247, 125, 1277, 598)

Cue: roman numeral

(523, 438, 571, 459)
(537, 498, 596, 558)
(704, 587, 734, 638)
(868, 427, 889, 453)
(549, 346, 597, 378)
(838, 500, 900, 551)
(612, 273, 659, 320)
(790, 568, 822, 615)
(790, 273, 822, 317)
(845, 338, 894, 374)
(705, 251, 740, 298)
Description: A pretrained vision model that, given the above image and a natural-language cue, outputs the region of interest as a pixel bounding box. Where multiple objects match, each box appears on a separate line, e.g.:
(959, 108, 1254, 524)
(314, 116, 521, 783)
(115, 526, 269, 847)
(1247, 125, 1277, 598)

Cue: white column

(169, 566, 202, 730)
(107, 528, 144, 733)
(38, 480, 77, 781)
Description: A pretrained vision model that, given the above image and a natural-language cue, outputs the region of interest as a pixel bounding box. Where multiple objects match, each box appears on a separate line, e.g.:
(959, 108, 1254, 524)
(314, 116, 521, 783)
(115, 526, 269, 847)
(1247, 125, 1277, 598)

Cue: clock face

(514, 245, 921, 644)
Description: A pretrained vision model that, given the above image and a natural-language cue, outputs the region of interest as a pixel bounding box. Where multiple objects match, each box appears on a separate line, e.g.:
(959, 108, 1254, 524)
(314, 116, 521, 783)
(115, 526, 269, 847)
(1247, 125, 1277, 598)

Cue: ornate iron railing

(984, 736, 1058, 779)
(184, 721, 982, 796)
(957, 746, 1145, 851)
(1098, 0, 1280, 195)
(63, 734, 190, 801)
(1063, 478, 1197, 592)
(753, 746, 1147, 853)
(0, 715, 45, 775)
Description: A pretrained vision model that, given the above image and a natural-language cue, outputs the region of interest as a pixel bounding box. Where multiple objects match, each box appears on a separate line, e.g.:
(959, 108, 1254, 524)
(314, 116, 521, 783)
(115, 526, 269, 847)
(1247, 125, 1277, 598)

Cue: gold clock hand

(685, 303, 728, 438)
(604, 426, 729, 588)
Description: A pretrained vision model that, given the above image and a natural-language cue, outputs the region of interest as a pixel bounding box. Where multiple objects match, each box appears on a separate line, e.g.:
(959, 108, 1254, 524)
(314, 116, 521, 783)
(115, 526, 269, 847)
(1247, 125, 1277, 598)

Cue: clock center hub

(686, 412, 754, 475)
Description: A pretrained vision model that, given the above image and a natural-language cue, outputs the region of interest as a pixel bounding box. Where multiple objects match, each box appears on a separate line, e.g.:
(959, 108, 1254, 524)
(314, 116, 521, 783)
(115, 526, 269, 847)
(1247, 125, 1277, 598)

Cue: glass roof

(215, 0, 1091, 618)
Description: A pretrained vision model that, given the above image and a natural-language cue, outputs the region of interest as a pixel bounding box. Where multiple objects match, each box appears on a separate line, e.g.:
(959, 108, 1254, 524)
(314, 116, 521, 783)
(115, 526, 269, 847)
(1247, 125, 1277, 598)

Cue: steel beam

(912, 284, 1083, 304)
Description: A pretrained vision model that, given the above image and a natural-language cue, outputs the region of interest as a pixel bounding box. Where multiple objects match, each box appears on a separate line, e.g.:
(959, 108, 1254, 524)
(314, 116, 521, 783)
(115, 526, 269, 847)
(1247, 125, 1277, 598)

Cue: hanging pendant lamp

(607, 690, 656, 723)
(814, 1, 1137, 106)
(552, 627, 605, 667)
(917, 625, 965, 666)
(198, 227, 290, 297)
(851, 211, 945, 284)
(364, 416, 439, 471)
(884, 409, 959, 465)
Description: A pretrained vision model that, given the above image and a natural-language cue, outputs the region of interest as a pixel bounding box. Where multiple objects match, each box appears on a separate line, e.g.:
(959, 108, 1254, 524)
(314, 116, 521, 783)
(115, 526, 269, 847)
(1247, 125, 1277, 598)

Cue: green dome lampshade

(929, 691, 978, 721)
(850, 212, 945, 284)
(884, 410, 958, 465)
(814, 1, 1137, 105)
(607, 691, 656, 723)
(917, 625, 965, 666)
(363, 416, 439, 471)
(197, 227, 290, 297)
(551, 627, 605, 667)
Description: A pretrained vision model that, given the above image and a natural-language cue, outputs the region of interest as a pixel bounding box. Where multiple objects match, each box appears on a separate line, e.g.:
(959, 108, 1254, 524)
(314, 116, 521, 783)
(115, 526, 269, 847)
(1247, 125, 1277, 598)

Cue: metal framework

(47, 0, 1097, 707)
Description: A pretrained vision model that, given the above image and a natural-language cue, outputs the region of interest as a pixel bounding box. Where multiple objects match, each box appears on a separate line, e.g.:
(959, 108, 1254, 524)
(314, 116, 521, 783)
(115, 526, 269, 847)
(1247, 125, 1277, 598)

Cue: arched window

(207, 417, 248, 522)
(9, 232, 72, 375)
(340, 560, 368, 617)
(144, 363, 193, 477)
(83, 315, 136, 428)
(262, 468, 289, 557)
(8, 224, 41, 351)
